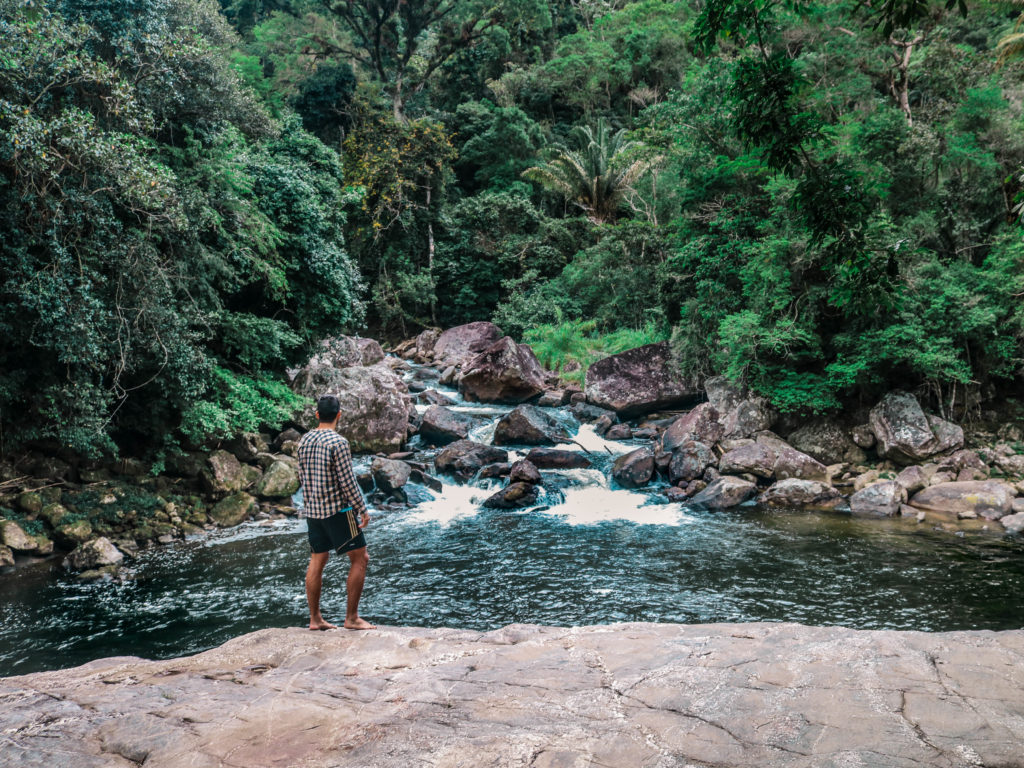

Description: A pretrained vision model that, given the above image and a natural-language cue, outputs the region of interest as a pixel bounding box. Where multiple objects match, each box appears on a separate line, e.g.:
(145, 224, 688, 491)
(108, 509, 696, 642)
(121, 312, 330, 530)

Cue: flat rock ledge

(3, 623, 1024, 768)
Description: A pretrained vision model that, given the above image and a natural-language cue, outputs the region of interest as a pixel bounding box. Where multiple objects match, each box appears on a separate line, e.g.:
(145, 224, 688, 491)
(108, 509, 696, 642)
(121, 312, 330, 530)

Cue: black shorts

(307, 508, 366, 555)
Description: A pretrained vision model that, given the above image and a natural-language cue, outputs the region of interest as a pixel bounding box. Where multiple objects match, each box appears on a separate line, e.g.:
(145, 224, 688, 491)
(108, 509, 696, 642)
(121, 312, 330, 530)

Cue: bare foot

(309, 618, 338, 631)
(344, 617, 376, 630)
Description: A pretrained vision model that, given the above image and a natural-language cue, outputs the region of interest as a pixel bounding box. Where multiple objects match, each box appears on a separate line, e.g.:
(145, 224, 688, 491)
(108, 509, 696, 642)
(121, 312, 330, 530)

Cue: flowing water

(2, 370, 1024, 677)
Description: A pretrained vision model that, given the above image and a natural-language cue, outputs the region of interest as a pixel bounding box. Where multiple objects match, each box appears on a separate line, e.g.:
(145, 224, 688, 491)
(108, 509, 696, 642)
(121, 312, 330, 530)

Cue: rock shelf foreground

(2, 623, 1024, 767)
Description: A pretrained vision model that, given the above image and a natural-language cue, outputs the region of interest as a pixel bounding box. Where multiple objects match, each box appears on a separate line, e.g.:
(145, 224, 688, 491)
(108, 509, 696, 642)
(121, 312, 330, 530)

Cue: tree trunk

(427, 185, 437, 324)
(889, 34, 924, 126)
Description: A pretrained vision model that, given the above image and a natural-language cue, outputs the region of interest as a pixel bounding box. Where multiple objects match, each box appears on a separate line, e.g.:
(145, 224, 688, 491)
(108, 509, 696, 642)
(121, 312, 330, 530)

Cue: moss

(0, 508, 45, 536)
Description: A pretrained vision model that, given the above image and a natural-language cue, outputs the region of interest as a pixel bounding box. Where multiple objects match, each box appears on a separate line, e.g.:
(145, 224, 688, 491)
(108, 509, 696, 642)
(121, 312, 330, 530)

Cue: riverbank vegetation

(3, 0, 1024, 457)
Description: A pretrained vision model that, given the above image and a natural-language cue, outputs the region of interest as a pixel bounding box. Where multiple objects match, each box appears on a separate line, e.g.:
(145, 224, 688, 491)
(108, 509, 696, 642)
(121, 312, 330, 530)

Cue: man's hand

(359, 512, 370, 529)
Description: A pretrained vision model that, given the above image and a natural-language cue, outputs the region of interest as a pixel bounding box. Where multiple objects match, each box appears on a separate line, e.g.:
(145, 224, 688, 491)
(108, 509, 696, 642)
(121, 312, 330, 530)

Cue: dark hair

(316, 394, 341, 423)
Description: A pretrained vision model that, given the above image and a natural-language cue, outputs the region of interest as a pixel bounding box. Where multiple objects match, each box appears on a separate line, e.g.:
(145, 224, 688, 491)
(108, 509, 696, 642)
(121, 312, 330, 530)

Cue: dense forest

(2, 0, 1024, 459)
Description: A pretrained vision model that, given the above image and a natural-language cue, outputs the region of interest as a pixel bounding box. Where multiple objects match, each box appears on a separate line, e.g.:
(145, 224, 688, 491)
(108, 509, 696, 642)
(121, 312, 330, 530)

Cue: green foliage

(179, 367, 302, 444)
(525, 317, 667, 384)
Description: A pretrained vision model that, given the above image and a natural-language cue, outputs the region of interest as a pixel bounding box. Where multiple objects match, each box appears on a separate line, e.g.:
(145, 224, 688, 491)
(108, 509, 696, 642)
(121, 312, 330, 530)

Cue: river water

(2, 374, 1024, 677)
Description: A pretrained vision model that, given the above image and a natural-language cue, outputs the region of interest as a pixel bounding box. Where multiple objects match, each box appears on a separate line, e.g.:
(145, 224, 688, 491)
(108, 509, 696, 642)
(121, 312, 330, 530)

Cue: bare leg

(344, 547, 375, 630)
(306, 551, 337, 630)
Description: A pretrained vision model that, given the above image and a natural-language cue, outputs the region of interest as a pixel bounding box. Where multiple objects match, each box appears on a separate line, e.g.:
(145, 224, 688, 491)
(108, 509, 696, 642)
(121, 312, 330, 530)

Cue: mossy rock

(186, 509, 210, 526)
(0, 519, 38, 553)
(210, 493, 256, 528)
(17, 491, 42, 514)
(256, 461, 300, 499)
(39, 503, 70, 528)
(32, 534, 54, 555)
(56, 519, 93, 548)
(0, 544, 14, 567)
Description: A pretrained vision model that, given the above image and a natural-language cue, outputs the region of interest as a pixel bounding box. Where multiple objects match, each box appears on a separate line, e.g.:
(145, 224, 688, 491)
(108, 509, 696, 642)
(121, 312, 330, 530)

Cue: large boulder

(849, 481, 907, 517)
(433, 322, 504, 370)
(759, 479, 843, 510)
(55, 519, 94, 549)
(668, 441, 714, 484)
(459, 337, 546, 404)
(719, 443, 776, 479)
(482, 482, 539, 509)
(294, 365, 414, 454)
(689, 476, 757, 509)
(525, 448, 592, 470)
(611, 447, 655, 489)
(659, 403, 724, 454)
(435, 440, 509, 481)
(786, 419, 864, 466)
(0, 545, 13, 568)
(419, 406, 480, 446)
(584, 342, 699, 416)
(0, 519, 38, 553)
(63, 537, 123, 572)
(869, 392, 964, 465)
(705, 376, 776, 439)
(210, 493, 257, 527)
(509, 459, 542, 485)
(493, 405, 572, 446)
(908, 481, 1013, 520)
(1002, 513, 1024, 534)
(201, 450, 246, 496)
(355, 338, 385, 366)
(371, 458, 412, 494)
(256, 461, 300, 499)
(760, 435, 830, 483)
(412, 328, 441, 362)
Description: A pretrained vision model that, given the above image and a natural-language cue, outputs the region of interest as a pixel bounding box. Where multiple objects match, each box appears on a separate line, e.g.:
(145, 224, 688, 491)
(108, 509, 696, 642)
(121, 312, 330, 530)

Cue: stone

(482, 482, 539, 509)
(201, 450, 246, 497)
(240, 464, 262, 489)
(509, 459, 542, 485)
(584, 341, 699, 416)
(719, 443, 776, 478)
(435, 440, 509, 481)
(758, 479, 843, 510)
(849, 480, 907, 517)
(895, 465, 928, 495)
(996, 454, 1024, 477)
(38, 502, 69, 528)
(1012, 498, 1024, 516)
(419, 405, 480, 446)
(593, 414, 616, 436)
(690, 476, 757, 509)
(604, 423, 633, 441)
(62, 537, 123, 572)
(493, 405, 572, 446)
(768, 441, 830, 483)
(611, 447, 655, 489)
(16, 491, 42, 514)
(851, 423, 876, 449)
(868, 392, 964, 465)
(909, 481, 1014, 520)
(786, 419, 863, 465)
(459, 337, 546, 404)
(524, 448, 592, 470)
(668, 441, 714, 484)
(223, 432, 268, 463)
(371, 458, 413, 494)
(929, 470, 956, 486)
(433, 322, 505, 369)
(1002, 513, 1024, 534)
(412, 328, 441, 360)
(355, 337, 385, 366)
(0, 520, 38, 553)
(32, 455, 71, 480)
(659, 403, 724, 454)
(210, 493, 257, 528)
(705, 376, 776, 438)
(55, 519, 94, 549)
(419, 389, 456, 407)
(164, 451, 207, 478)
(478, 463, 511, 479)
(0, 544, 13, 567)
(439, 365, 458, 386)
(569, 402, 616, 424)
(664, 486, 689, 503)
(255, 461, 300, 499)
(409, 469, 443, 493)
(537, 391, 568, 408)
(853, 469, 881, 492)
(272, 428, 303, 451)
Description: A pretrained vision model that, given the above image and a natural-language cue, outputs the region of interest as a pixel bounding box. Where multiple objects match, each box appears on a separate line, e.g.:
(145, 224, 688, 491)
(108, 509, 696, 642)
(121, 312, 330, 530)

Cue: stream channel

(3, 367, 1024, 676)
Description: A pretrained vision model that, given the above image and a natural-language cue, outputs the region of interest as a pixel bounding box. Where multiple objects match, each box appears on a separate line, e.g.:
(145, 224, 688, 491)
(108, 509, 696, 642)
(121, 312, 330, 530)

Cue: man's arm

(333, 439, 369, 521)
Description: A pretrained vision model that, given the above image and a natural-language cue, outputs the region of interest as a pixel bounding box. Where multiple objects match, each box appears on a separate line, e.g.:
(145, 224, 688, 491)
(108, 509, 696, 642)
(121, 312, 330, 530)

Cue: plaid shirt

(295, 429, 368, 520)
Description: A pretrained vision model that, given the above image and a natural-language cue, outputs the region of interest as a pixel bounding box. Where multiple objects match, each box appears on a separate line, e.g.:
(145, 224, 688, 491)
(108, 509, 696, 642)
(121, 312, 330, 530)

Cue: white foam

(538, 486, 694, 526)
(404, 483, 490, 525)
(555, 424, 634, 455)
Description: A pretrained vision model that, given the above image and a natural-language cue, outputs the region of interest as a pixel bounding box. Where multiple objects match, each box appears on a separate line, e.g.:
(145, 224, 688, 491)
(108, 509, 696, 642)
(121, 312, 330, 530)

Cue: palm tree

(523, 119, 657, 223)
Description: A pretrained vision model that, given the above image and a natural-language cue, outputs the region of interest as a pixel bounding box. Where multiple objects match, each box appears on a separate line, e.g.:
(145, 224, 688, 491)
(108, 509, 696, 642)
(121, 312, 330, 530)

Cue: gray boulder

(509, 459, 542, 485)
(668, 441, 714, 484)
(482, 482, 539, 509)
(525, 448, 592, 470)
(419, 389, 456, 407)
(869, 392, 964, 465)
(690, 476, 757, 509)
(210, 493, 256, 527)
(705, 376, 776, 438)
(759, 479, 843, 510)
(459, 337, 546, 404)
(849, 481, 907, 517)
(433, 322, 504, 369)
(493, 405, 572, 446)
(659, 403, 724, 454)
(895, 465, 929, 495)
(584, 342, 699, 416)
(611, 447, 655, 489)
(909, 481, 1013, 520)
(256, 461, 300, 499)
(63, 537, 123, 572)
(0, 520, 38, 553)
(435, 440, 509, 481)
(419, 406, 480, 446)
(355, 337, 385, 366)
(786, 419, 864, 466)
(719, 443, 776, 479)
(1002, 513, 1024, 534)
(371, 458, 412, 494)
(201, 450, 246, 497)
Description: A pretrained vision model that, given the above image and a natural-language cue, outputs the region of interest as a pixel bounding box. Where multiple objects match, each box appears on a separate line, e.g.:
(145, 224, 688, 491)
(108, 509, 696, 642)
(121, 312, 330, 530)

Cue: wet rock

(611, 447, 655, 489)
(201, 450, 246, 497)
(478, 463, 512, 479)
(593, 414, 616, 436)
(1002, 513, 1024, 534)
(63, 537, 123, 572)
(55, 519, 94, 549)
(419, 406, 480, 446)
(849, 481, 906, 517)
(659, 403, 724, 454)
(584, 341, 699, 416)
(759, 479, 843, 510)
(524, 448, 592, 470)
(371, 458, 413, 494)
(356, 469, 374, 493)
(664, 486, 689, 503)
(786, 419, 864, 465)
(435, 440, 509, 481)
(493, 405, 571, 446)
(459, 337, 546, 404)
(909, 481, 1013, 520)
(869, 392, 964, 465)
(0, 520, 37, 553)
(482, 482, 539, 509)
(16, 491, 42, 514)
(690, 476, 757, 509)
(719, 443, 775, 479)
(0, 544, 13, 567)
(255, 461, 300, 499)
(419, 389, 456, 407)
(570, 402, 616, 424)
(895, 465, 929, 495)
(440, 365, 458, 386)
(705, 376, 776, 439)
(210, 493, 257, 528)
(433, 322, 504, 369)
(509, 459, 542, 485)
(668, 441, 714, 484)
(605, 424, 633, 441)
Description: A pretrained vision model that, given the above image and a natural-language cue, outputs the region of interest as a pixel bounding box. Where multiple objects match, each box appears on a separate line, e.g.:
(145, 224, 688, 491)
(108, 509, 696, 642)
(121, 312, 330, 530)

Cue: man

(296, 394, 374, 631)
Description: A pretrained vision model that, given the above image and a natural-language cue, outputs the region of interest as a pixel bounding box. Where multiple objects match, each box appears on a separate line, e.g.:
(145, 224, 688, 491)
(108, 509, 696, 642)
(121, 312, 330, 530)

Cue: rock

(355, 337, 385, 366)
(0, 520, 37, 552)
(509, 459, 542, 485)
(371, 458, 413, 494)
(273, 428, 303, 451)
(705, 376, 776, 438)
(593, 414, 616, 436)
(294, 365, 414, 454)
(928, 470, 956, 486)
(0, 544, 13, 567)
(412, 328, 441, 361)
(996, 454, 1024, 477)
(944, 449, 988, 480)
(769, 442, 830, 483)
(435, 440, 509, 481)
(32, 455, 71, 480)
(210, 493, 257, 527)
(255, 461, 300, 499)
(849, 481, 906, 517)
(223, 432, 268, 463)
(1013, 498, 1024, 516)
(895, 465, 928, 495)
(240, 464, 262, 489)
(868, 392, 964, 465)
(419, 406, 480, 446)
(409, 469, 443, 493)
(55, 519, 94, 549)
(419, 389, 456, 407)
(786, 419, 863, 465)
(459, 337, 546, 404)
(493, 405, 572, 446)
(719, 443, 776, 479)
(759, 479, 843, 510)
(1002, 513, 1024, 534)
(164, 451, 208, 478)
(851, 424, 876, 449)
(611, 447, 655, 489)
(16, 491, 42, 514)
(584, 341, 699, 416)
(659, 403, 724, 454)
(570, 402, 616, 424)
(62, 537, 123, 571)
(664, 487, 689, 503)
(38, 502, 69, 528)
(690, 476, 757, 509)
(537, 390, 568, 408)
(201, 450, 246, 497)
(909, 481, 1013, 520)
(439, 365, 458, 386)
(668, 441, 714, 484)
(478, 463, 511, 479)
(853, 470, 881, 492)
(482, 482, 539, 509)
(605, 423, 633, 441)
(433, 322, 504, 369)
(524, 448, 592, 470)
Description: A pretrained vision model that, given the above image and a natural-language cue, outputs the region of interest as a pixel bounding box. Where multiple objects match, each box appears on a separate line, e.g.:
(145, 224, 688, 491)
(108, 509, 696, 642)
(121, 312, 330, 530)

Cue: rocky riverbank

(2, 621, 1023, 767)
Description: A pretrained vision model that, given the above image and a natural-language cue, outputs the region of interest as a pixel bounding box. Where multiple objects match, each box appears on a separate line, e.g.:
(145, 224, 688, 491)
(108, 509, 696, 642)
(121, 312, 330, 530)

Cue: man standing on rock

(296, 394, 375, 631)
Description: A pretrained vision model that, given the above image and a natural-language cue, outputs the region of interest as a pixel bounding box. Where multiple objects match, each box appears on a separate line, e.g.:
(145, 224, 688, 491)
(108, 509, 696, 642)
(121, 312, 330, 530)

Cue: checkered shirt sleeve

(296, 430, 368, 519)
